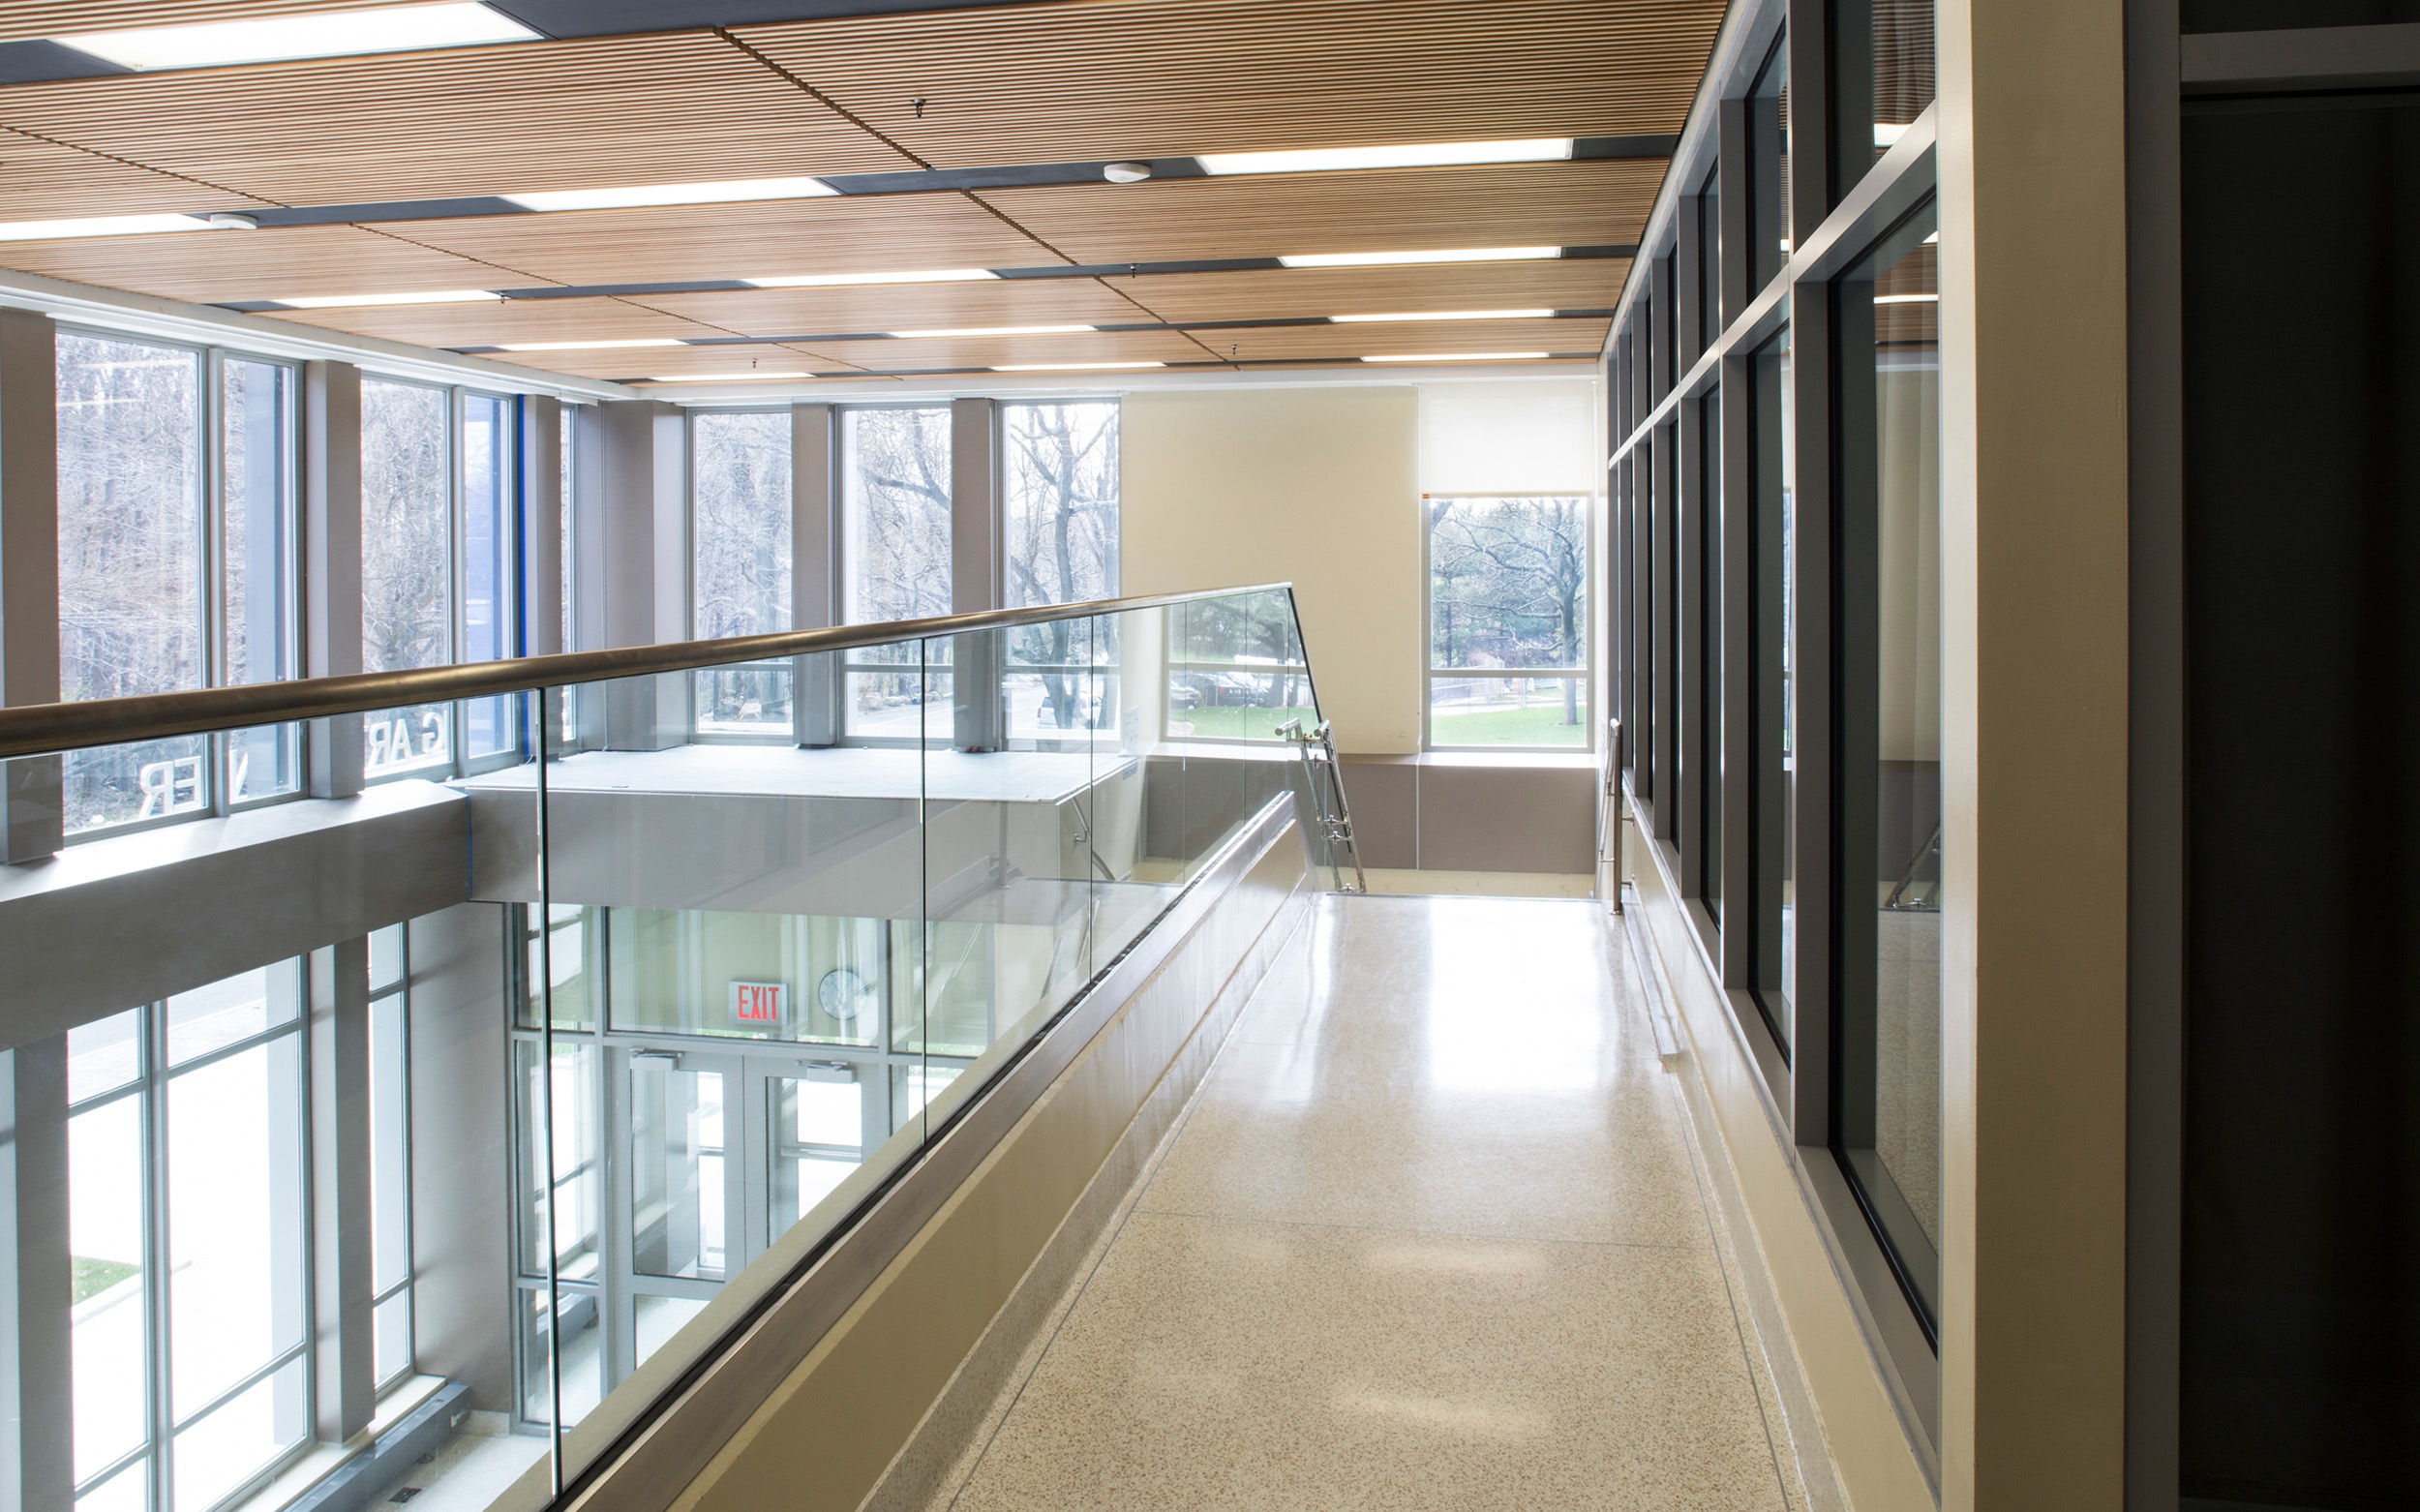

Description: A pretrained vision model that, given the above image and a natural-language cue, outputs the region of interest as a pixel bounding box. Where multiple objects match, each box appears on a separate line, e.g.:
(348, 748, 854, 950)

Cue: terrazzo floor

(929, 892, 1810, 1511)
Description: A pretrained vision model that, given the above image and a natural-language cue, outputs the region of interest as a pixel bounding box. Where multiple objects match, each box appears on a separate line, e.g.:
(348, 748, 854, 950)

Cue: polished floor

(930, 893, 1815, 1511)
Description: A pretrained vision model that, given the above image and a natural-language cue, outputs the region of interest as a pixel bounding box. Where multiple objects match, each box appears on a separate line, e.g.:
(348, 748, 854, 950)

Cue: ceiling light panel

(0, 213, 224, 243)
(888, 323, 1096, 339)
(0, 34, 912, 209)
(745, 268, 999, 288)
(1362, 352, 1551, 363)
(265, 296, 721, 349)
(1280, 247, 1561, 269)
(645, 370, 815, 383)
(994, 362, 1165, 372)
(729, 0, 1719, 168)
(496, 337, 692, 350)
(1330, 308, 1557, 322)
(638, 279, 1138, 341)
(277, 288, 501, 308)
(983, 158, 1657, 266)
(51, 2, 537, 72)
(1197, 138, 1573, 175)
(789, 328, 1203, 374)
(504, 176, 835, 213)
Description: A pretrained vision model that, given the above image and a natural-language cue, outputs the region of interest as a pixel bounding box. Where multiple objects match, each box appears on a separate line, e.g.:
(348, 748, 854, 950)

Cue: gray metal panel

(526, 396, 565, 660)
(0, 785, 469, 1051)
(1414, 762, 1597, 874)
(3, 1041, 70, 1511)
(1334, 758, 1415, 869)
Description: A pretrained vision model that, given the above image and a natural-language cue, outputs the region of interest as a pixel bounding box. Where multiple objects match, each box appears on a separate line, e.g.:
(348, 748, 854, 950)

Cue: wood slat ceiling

(634, 278, 1149, 339)
(0, 33, 913, 206)
(0, 222, 529, 302)
(265, 296, 727, 347)
(0, 125, 263, 221)
(982, 160, 1663, 267)
(768, 326, 1208, 374)
(1114, 260, 1628, 324)
(738, 0, 1722, 167)
(0, 0, 371, 45)
(396, 196, 1050, 292)
(1199, 317, 1609, 364)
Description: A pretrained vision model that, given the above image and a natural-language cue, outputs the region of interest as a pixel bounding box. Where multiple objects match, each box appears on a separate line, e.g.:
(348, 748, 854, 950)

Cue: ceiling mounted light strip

(1360, 352, 1551, 363)
(1198, 138, 1574, 175)
(1279, 247, 1562, 269)
(0, 213, 234, 243)
(1330, 309, 1558, 323)
(504, 177, 835, 213)
(992, 362, 1165, 372)
(277, 289, 502, 309)
(51, 1, 536, 71)
(889, 323, 1097, 339)
(743, 268, 999, 289)
(496, 338, 691, 350)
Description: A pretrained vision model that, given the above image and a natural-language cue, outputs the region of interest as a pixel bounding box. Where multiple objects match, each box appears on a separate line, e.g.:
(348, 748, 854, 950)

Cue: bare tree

(1429, 496, 1588, 727)
(1002, 402, 1118, 728)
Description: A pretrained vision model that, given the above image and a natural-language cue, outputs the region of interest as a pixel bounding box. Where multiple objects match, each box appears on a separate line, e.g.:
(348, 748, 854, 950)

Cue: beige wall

(1121, 386, 1421, 753)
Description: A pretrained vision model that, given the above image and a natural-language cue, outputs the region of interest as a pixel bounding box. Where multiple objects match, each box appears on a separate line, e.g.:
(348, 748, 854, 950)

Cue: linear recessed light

(1331, 309, 1557, 323)
(52, 2, 536, 72)
(890, 323, 1097, 339)
(1198, 138, 1573, 175)
(1875, 123, 1911, 149)
(646, 371, 815, 383)
(742, 268, 1000, 289)
(1279, 247, 1560, 269)
(503, 176, 835, 213)
(0, 212, 230, 243)
(277, 289, 501, 309)
(1360, 352, 1550, 363)
(992, 362, 1165, 372)
(496, 337, 693, 351)
(1874, 293, 1939, 305)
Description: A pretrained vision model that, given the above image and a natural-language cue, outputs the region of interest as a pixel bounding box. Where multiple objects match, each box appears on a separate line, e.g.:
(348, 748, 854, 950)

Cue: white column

(0, 309, 59, 863)
(304, 359, 365, 798)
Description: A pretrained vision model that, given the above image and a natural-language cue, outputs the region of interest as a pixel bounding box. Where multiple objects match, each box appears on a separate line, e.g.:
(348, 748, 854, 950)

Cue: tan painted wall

(1936, 0, 2133, 1507)
(1120, 387, 1422, 753)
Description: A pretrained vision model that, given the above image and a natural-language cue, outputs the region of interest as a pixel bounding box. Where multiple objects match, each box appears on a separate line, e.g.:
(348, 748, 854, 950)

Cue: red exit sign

(729, 982, 786, 1026)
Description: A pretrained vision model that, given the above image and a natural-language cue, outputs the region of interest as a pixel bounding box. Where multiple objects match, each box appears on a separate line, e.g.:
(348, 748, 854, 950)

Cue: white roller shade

(1418, 380, 1601, 495)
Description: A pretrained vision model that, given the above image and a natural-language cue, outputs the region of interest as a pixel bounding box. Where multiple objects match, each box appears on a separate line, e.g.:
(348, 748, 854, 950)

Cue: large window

(67, 964, 311, 1512)
(57, 337, 299, 838)
(840, 407, 952, 739)
(360, 382, 520, 778)
(1002, 401, 1119, 741)
(690, 409, 793, 738)
(1426, 496, 1591, 749)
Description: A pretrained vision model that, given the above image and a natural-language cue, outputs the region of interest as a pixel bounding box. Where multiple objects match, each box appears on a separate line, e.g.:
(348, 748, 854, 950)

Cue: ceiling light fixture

(889, 323, 1097, 339)
(646, 371, 815, 383)
(201, 212, 260, 230)
(52, 1, 537, 72)
(742, 268, 999, 289)
(1360, 352, 1551, 363)
(1874, 293, 1939, 305)
(992, 361, 1165, 372)
(1198, 138, 1573, 175)
(0, 213, 237, 242)
(1330, 309, 1556, 323)
(496, 337, 693, 351)
(1103, 162, 1153, 184)
(1875, 123, 1911, 149)
(1279, 247, 1559, 269)
(276, 289, 502, 309)
(504, 176, 835, 214)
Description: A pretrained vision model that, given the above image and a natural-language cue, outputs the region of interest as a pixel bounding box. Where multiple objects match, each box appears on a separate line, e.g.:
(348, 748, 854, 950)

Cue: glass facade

(690, 409, 794, 738)
(840, 407, 953, 740)
(1603, 0, 1943, 1392)
(1426, 496, 1590, 749)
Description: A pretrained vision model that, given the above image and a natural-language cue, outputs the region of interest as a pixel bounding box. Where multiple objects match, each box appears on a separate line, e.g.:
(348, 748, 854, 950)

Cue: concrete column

(0, 1042, 71, 1509)
(596, 400, 687, 750)
(1935, 0, 2132, 1506)
(793, 404, 838, 747)
(0, 310, 59, 864)
(567, 404, 604, 657)
(950, 398, 1000, 752)
(522, 396, 563, 660)
(304, 360, 365, 798)
(310, 937, 376, 1442)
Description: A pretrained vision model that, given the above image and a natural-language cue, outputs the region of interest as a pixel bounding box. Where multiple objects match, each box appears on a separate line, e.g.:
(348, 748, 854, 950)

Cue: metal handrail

(0, 583, 1295, 760)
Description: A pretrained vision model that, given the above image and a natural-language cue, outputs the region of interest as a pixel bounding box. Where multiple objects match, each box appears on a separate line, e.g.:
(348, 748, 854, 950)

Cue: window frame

(683, 404, 796, 747)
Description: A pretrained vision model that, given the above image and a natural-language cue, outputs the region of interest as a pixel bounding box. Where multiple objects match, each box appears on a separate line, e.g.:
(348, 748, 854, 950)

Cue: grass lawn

(73, 1255, 138, 1305)
(1431, 703, 1589, 747)
(1165, 706, 1316, 741)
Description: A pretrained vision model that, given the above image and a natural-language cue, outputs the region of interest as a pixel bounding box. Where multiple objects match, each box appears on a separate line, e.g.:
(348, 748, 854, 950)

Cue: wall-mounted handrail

(0, 583, 1293, 760)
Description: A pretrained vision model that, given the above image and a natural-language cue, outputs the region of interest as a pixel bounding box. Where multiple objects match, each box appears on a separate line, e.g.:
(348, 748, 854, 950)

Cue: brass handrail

(0, 583, 1295, 759)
